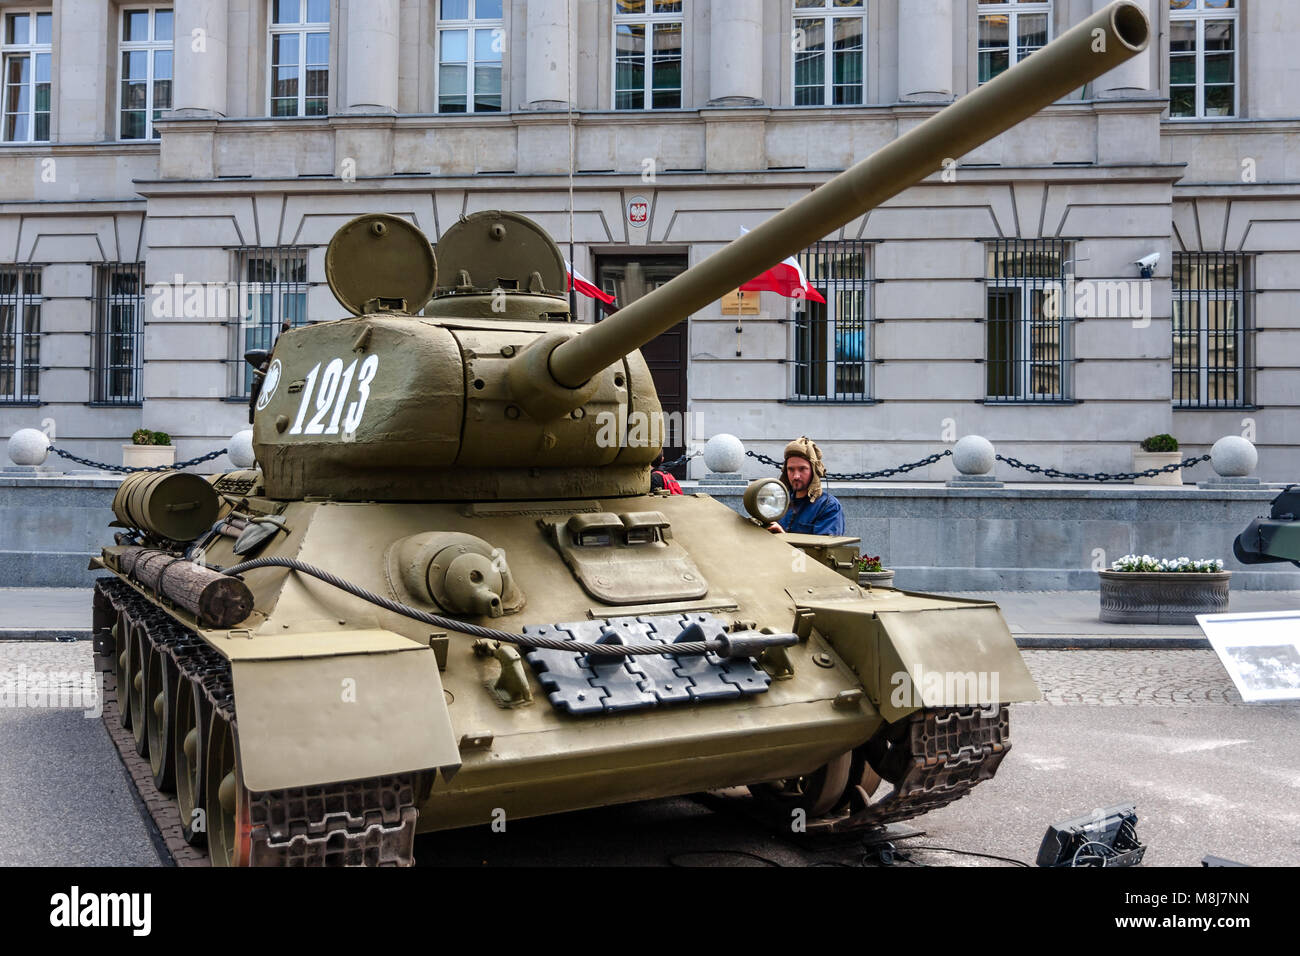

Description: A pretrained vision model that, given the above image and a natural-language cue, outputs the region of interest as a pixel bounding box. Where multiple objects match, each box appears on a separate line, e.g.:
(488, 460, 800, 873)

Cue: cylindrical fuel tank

(112, 471, 220, 542)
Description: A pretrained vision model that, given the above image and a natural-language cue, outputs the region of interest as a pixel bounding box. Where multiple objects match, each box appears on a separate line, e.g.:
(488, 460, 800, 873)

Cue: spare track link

(846, 705, 1012, 829)
(94, 575, 428, 867)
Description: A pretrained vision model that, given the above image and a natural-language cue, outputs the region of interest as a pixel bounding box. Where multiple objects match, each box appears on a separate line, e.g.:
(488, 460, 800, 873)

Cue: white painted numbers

(287, 354, 380, 437)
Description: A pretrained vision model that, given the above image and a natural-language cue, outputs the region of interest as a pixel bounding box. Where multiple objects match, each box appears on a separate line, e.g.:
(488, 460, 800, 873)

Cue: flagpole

(566, 0, 577, 321)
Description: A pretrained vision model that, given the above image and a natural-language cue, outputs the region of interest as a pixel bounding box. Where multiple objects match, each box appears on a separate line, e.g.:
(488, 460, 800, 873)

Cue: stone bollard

(1198, 436, 1261, 489)
(947, 435, 1003, 488)
(4, 428, 61, 476)
(700, 433, 745, 487)
(228, 429, 257, 469)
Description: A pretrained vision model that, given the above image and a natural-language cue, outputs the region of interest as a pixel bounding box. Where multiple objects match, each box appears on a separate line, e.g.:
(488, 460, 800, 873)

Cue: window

(793, 0, 864, 106)
(1169, 0, 1236, 118)
(0, 267, 42, 403)
(436, 0, 503, 113)
(614, 1, 682, 110)
(93, 265, 145, 405)
(2, 9, 52, 143)
(790, 242, 871, 402)
(231, 249, 308, 396)
(268, 0, 329, 117)
(977, 1, 1049, 84)
(119, 7, 173, 140)
(985, 239, 1072, 402)
(1173, 253, 1249, 408)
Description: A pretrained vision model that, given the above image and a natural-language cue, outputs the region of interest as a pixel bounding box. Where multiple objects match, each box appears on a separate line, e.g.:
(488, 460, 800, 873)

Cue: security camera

(1135, 253, 1160, 278)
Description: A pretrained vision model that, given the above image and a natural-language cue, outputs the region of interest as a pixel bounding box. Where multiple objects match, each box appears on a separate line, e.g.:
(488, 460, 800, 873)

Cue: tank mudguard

(796, 596, 1041, 724)
(231, 640, 461, 792)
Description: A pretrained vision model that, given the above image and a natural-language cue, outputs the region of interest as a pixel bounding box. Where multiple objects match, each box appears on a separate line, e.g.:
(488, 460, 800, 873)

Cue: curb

(0, 628, 92, 642)
(1016, 635, 1210, 649)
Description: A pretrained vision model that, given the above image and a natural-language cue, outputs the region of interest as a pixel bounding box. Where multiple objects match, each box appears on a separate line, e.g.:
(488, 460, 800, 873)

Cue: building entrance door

(595, 255, 690, 476)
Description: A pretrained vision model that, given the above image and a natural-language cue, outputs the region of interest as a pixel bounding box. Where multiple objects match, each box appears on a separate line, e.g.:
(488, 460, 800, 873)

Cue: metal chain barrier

(745, 448, 954, 481)
(49, 445, 230, 474)
(995, 453, 1211, 483)
(658, 450, 700, 471)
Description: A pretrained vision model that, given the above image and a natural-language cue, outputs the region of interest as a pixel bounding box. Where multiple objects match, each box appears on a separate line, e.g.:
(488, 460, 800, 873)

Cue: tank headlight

(743, 478, 790, 523)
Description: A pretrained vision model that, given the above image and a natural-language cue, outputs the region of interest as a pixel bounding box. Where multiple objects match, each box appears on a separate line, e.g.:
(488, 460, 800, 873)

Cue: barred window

(268, 0, 329, 117)
(119, 7, 173, 141)
(2, 8, 53, 143)
(985, 239, 1072, 403)
(1173, 252, 1249, 408)
(1169, 0, 1237, 119)
(977, 0, 1050, 85)
(614, 1, 683, 110)
(93, 265, 145, 405)
(789, 241, 871, 403)
(0, 267, 42, 403)
(793, 1, 865, 107)
(230, 249, 308, 397)
(436, 0, 503, 113)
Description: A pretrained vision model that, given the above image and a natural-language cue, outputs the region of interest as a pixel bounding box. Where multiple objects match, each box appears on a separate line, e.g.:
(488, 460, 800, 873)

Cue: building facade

(1, 0, 1296, 480)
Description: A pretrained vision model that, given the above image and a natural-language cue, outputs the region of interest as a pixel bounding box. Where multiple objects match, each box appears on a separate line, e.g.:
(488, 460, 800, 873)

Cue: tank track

(842, 705, 1012, 829)
(93, 575, 426, 867)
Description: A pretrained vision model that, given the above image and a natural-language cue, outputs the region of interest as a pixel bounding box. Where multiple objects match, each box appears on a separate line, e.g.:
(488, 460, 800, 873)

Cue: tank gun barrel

(544, 0, 1150, 391)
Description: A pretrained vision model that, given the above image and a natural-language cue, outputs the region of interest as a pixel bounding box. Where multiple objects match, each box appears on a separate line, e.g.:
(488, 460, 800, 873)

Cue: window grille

(0, 266, 42, 403)
(1173, 252, 1250, 408)
(985, 238, 1072, 403)
(92, 264, 145, 405)
(789, 240, 871, 403)
(229, 249, 309, 397)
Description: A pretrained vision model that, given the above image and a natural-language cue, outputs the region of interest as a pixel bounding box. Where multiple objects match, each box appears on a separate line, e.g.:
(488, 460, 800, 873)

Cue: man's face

(785, 456, 812, 497)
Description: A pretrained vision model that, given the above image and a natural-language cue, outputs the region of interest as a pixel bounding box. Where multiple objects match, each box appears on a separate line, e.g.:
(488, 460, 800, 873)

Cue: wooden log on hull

(119, 546, 254, 628)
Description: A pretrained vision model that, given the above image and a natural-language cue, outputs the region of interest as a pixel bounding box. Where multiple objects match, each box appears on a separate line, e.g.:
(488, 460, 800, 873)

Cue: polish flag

(736, 227, 827, 304)
(565, 260, 617, 305)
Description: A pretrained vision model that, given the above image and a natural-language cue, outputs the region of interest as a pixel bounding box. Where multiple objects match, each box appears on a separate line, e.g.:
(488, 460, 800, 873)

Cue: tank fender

(231, 643, 461, 792)
(797, 600, 1041, 724)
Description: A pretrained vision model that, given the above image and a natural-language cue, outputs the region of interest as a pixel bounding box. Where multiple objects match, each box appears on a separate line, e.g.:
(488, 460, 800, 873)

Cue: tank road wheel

(114, 614, 132, 730)
(129, 620, 151, 755)
(205, 710, 251, 867)
(145, 648, 177, 792)
(173, 675, 208, 845)
(748, 752, 855, 819)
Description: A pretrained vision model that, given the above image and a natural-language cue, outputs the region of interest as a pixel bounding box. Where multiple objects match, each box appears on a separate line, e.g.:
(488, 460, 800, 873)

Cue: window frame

(91, 264, 146, 405)
(229, 248, 311, 398)
(434, 0, 505, 114)
(787, 240, 873, 404)
(612, 0, 685, 111)
(791, 0, 866, 108)
(976, 0, 1051, 86)
(1167, 0, 1239, 120)
(1, 8, 53, 144)
(117, 6, 174, 142)
(983, 238, 1074, 404)
(1172, 251, 1250, 409)
(0, 266, 43, 404)
(265, 0, 331, 119)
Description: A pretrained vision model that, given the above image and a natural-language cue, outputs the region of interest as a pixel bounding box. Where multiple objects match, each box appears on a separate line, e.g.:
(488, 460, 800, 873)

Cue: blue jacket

(778, 492, 845, 536)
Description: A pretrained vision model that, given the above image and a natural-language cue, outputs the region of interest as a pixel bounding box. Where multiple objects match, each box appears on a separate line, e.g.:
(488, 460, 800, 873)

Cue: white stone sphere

(228, 429, 257, 469)
(1211, 435, 1257, 477)
(952, 435, 996, 475)
(7, 428, 50, 466)
(702, 433, 745, 474)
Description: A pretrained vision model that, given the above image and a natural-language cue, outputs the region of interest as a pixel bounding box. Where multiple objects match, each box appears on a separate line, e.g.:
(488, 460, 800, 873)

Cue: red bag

(652, 470, 683, 495)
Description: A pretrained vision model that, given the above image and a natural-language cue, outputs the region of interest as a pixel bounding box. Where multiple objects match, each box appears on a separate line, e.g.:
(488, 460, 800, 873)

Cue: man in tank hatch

(767, 436, 845, 536)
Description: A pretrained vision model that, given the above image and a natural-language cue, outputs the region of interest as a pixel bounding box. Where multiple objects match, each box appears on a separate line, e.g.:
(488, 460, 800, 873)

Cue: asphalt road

(1, 642, 1296, 867)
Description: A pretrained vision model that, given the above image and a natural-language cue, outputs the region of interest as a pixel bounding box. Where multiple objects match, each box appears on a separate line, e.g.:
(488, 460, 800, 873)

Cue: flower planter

(122, 444, 176, 469)
(858, 570, 896, 589)
(1133, 450, 1183, 487)
(1098, 570, 1230, 624)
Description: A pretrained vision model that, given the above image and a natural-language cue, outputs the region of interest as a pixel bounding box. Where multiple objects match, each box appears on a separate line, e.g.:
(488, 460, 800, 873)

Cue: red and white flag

(565, 260, 617, 305)
(736, 227, 827, 304)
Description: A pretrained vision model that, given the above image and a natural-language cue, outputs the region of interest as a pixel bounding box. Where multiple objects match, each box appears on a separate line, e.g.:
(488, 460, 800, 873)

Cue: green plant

(855, 554, 884, 573)
(131, 428, 172, 447)
(1140, 434, 1178, 453)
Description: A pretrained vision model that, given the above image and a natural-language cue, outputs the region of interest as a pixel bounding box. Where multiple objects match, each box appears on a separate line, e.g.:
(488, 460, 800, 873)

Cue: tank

(1234, 486, 1300, 568)
(90, 2, 1150, 866)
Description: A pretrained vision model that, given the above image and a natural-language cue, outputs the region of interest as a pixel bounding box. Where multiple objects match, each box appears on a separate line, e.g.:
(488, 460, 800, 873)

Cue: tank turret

(252, 1, 1148, 503)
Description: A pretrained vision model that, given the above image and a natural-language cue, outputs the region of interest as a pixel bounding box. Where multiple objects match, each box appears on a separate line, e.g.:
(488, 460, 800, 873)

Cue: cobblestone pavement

(1021, 649, 1245, 705)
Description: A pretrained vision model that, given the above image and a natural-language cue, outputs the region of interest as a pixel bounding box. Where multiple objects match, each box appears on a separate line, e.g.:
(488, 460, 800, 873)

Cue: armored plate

(432, 210, 566, 297)
(325, 213, 438, 316)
